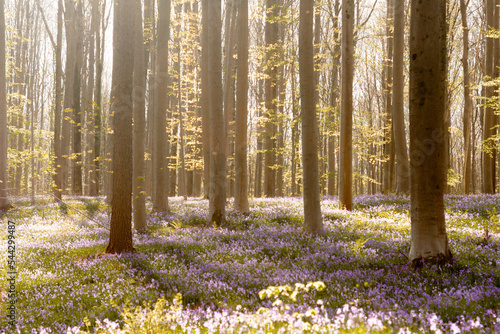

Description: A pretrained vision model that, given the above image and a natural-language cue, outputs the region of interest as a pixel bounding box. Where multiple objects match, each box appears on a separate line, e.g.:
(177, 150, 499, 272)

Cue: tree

(106, 0, 135, 254)
(264, 0, 278, 198)
(339, 0, 354, 210)
(133, 0, 147, 233)
(482, 0, 497, 194)
(234, 0, 249, 213)
(201, 0, 210, 198)
(153, 0, 170, 212)
(460, 0, 472, 194)
(300, 0, 325, 235)
(392, 0, 410, 193)
(409, 0, 452, 264)
(0, 0, 10, 210)
(52, 0, 63, 202)
(207, 0, 226, 224)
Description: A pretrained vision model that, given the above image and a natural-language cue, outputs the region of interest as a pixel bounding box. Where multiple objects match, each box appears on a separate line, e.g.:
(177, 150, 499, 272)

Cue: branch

(36, 3, 57, 51)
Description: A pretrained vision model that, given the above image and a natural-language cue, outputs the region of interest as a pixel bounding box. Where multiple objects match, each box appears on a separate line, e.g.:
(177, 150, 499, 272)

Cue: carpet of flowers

(0, 194, 499, 333)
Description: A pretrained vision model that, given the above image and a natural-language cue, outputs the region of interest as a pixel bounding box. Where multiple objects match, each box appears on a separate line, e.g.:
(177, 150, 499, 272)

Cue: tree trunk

(234, 0, 249, 213)
(201, 0, 211, 198)
(72, 1, 83, 195)
(52, 0, 63, 203)
(264, 0, 278, 198)
(328, 0, 340, 196)
(208, 0, 226, 224)
(133, 0, 147, 233)
(392, 0, 410, 193)
(409, 0, 451, 264)
(460, 0, 472, 194)
(300, 0, 325, 235)
(339, 0, 354, 210)
(106, 0, 135, 254)
(382, 0, 394, 193)
(153, 0, 170, 212)
(483, 0, 496, 194)
(0, 0, 10, 210)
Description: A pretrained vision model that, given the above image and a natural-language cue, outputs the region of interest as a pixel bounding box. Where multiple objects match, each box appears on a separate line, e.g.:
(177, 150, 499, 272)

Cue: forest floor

(0, 194, 499, 333)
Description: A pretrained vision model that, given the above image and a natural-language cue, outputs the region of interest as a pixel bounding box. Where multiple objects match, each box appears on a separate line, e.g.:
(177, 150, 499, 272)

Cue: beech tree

(0, 0, 9, 210)
(153, 0, 170, 212)
(106, 0, 135, 254)
(234, 0, 249, 213)
(339, 0, 354, 210)
(133, 0, 147, 232)
(300, 0, 324, 235)
(409, 0, 452, 264)
(207, 0, 226, 224)
(392, 0, 410, 193)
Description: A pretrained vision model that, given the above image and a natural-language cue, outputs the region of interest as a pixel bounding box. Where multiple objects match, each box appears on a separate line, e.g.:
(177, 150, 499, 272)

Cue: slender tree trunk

(328, 0, 340, 196)
(300, 0, 325, 235)
(153, 0, 170, 212)
(72, 1, 83, 195)
(339, 0, 354, 210)
(52, 0, 63, 202)
(133, 0, 147, 232)
(264, 0, 278, 198)
(460, 0, 472, 194)
(106, 0, 135, 254)
(234, 0, 249, 213)
(382, 0, 394, 193)
(409, 0, 451, 264)
(483, 0, 496, 194)
(94, 0, 103, 197)
(201, 0, 211, 198)
(0, 0, 10, 210)
(392, 0, 410, 193)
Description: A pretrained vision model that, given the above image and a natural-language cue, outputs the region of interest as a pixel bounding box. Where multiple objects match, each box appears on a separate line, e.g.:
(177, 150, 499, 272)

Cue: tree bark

(208, 0, 226, 224)
(264, 0, 278, 198)
(460, 0, 472, 194)
(52, 0, 63, 202)
(106, 0, 135, 254)
(0, 0, 10, 210)
(201, 0, 211, 198)
(133, 0, 147, 233)
(153, 0, 170, 212)
(300, 0, 325, 236)
(339, 0, 354, 210)
(328, 0, 340, 196)
(72, 1, 83, 195)
(234, 0, 249, 213)
(483, 0, 496, 194)
(392, 0, 410, 193)
(409, 0, 452, 264)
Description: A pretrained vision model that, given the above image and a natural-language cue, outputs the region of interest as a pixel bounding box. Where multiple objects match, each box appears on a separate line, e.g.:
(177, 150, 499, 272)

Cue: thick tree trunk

(133, 0, 147, 233)
(339, 0, 354, 210)
(106, 0, 135, 254)
(208, 0, 226, 224)
(153, 0, 170, 212)
(392, 0, 410, 193)
(234, 0, 249, 213)
(300, 0, 325, 236)
(409, 0, 451, 264)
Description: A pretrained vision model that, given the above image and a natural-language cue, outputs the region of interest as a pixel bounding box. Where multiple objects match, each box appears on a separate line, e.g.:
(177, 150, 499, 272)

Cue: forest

(0, 0, 499, 332)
